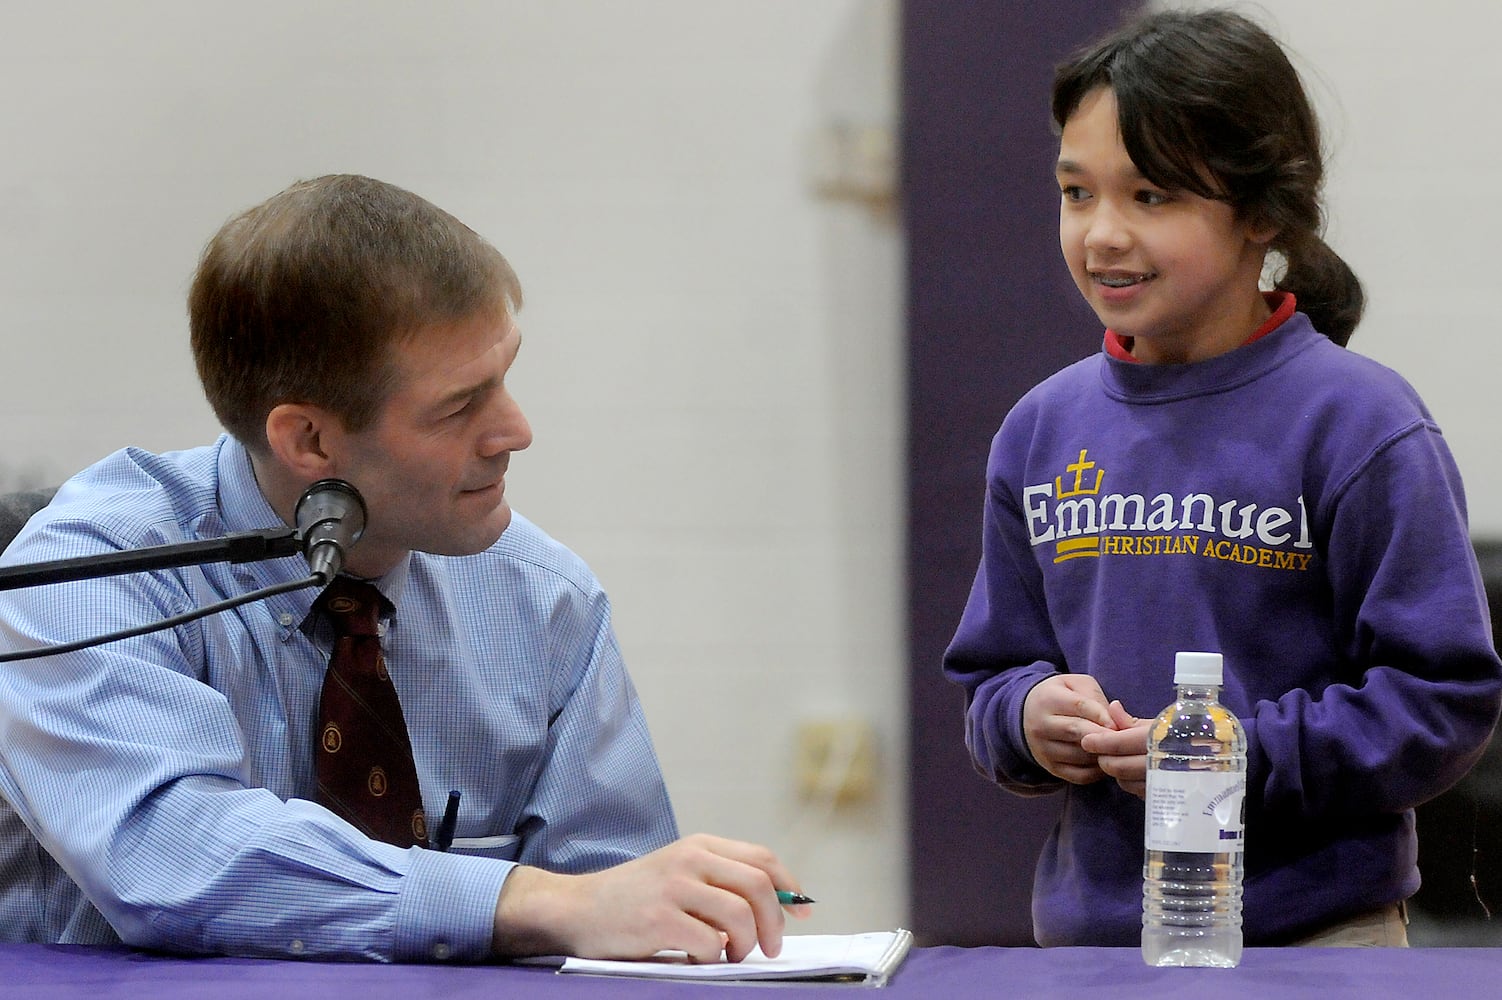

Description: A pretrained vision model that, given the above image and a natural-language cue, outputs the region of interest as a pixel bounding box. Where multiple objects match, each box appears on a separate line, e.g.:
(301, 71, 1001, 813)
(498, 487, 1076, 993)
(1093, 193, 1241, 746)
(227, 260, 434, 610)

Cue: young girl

(943, 8, 1502, 948)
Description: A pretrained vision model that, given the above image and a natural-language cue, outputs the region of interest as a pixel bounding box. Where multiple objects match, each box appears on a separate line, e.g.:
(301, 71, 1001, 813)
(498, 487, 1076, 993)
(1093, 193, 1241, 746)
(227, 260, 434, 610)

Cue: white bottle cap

(1174, 651, 1223, 685)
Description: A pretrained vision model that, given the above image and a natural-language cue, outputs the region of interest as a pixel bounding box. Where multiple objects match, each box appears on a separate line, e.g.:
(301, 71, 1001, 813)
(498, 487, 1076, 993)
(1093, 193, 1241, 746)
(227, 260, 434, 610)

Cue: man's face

(328, 310, 532, 577)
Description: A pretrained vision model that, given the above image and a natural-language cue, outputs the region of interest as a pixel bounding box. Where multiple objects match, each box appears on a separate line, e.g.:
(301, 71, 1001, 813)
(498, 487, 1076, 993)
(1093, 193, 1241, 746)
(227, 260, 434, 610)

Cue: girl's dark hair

(1052, 8, 1362, 346)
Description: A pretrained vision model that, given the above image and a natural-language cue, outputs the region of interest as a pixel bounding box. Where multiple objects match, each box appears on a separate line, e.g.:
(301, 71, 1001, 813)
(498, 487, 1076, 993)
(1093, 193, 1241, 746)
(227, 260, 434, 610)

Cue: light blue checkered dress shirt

(0, 436, 678, 961)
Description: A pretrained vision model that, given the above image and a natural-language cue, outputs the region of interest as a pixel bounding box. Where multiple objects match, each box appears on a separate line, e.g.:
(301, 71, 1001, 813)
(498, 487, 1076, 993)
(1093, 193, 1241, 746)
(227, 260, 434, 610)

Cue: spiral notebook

(557, 929, 913, 986)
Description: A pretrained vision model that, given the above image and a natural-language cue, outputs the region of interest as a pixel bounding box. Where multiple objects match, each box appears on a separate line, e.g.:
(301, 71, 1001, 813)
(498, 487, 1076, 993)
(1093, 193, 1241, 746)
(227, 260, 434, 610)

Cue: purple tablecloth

(7, 943, 1499, 998)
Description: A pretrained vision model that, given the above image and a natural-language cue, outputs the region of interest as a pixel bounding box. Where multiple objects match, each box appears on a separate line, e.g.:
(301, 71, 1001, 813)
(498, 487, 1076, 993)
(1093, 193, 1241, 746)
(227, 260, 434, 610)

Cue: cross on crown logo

(1056, 449, 1104, 498)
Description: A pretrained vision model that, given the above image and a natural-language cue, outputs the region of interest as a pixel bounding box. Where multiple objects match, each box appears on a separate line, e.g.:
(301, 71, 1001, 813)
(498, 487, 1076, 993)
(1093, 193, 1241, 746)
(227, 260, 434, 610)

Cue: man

(0, 174, 803, 962)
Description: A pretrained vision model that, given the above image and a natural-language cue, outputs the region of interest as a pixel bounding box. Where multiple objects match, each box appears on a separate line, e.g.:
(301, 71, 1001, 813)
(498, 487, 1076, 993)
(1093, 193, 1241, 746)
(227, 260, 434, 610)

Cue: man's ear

(264, 403, 341, 480)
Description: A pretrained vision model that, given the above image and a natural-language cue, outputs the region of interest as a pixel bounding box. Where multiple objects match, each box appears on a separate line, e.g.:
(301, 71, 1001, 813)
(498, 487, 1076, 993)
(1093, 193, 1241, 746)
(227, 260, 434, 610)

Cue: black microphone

(295, 479, 367, 585)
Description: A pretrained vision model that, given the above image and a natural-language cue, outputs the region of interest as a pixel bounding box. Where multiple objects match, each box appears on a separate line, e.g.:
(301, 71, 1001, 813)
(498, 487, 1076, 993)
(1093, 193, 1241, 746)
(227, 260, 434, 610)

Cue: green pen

(777, 890, 816, 905)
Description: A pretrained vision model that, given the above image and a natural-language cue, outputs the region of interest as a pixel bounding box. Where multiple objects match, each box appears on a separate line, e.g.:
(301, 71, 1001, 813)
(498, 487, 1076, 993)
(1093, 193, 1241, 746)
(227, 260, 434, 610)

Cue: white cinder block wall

(0, 1, 906, 935)
(1166, 0, 1502, 533)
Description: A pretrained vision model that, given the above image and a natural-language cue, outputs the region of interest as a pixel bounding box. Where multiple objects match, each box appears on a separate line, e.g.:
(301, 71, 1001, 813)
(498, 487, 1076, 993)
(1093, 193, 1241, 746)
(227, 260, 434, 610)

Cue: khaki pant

(1291, 902, 1409, 947)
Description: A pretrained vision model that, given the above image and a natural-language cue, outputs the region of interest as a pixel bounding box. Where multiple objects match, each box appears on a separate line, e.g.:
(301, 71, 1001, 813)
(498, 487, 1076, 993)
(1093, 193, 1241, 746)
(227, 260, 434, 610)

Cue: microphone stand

(0, 528, 303, 592)
(0, 528, 318, 664)
(0, 478, 363, 663)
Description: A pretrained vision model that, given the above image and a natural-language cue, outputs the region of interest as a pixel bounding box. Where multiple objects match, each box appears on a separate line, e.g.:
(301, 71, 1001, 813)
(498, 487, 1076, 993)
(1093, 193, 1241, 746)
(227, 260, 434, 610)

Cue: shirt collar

(1103, 291, 1297, 362)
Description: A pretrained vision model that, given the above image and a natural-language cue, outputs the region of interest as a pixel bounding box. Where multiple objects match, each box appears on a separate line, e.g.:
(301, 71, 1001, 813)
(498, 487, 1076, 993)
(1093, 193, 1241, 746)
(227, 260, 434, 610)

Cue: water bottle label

(1145, 769, 1245, 853)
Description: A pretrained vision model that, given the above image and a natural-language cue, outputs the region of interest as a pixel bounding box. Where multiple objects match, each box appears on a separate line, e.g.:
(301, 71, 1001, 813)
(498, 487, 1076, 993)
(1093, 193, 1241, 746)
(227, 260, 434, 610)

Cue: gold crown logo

(1054, 450, 1102, 563)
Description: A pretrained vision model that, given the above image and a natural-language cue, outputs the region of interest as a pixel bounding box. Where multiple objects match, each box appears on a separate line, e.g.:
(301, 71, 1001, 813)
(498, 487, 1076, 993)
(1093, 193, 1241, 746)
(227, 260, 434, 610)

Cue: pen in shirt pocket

(434, 790, 461, 852)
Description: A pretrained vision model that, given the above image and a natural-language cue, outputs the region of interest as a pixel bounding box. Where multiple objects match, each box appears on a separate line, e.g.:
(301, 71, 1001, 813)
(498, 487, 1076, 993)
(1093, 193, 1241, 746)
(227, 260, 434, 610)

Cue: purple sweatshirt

(944, 308, 1502, 946)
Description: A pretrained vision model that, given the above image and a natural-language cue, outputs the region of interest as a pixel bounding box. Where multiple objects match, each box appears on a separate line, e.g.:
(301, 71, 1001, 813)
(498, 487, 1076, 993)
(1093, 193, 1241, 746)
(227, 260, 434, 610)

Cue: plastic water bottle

(1141, 651, 1246, 967)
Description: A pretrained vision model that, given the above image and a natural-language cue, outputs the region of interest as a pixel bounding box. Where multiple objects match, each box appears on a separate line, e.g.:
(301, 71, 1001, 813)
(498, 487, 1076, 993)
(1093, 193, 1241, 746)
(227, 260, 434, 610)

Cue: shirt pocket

(445, 833, 520, 861)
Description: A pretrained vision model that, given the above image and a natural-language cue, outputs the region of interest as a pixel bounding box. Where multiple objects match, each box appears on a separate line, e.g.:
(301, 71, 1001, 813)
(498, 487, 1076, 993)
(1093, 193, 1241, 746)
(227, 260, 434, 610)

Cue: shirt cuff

(391, 848, 514, 961)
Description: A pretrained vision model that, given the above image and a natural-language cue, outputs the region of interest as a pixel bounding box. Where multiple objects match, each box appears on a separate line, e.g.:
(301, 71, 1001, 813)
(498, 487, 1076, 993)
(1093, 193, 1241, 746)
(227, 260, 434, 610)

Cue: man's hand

(492, 833, 809, 963)
(1021, 673, 1116, 785)
(1081, 699, 1151, 798)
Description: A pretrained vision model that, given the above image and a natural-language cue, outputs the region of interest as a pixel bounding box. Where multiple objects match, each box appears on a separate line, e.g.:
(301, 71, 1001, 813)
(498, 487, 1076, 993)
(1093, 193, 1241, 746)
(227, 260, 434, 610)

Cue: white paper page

(560, 930, 910, 982)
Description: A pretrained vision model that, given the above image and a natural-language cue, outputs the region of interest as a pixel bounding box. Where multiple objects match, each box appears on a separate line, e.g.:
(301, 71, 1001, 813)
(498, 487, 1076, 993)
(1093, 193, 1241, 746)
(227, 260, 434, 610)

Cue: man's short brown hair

(189, 175, 522, 451)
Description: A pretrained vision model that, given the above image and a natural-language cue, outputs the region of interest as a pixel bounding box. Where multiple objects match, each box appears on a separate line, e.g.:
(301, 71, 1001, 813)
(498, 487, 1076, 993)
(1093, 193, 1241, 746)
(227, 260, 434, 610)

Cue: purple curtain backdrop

(903, 0, 1137, 946)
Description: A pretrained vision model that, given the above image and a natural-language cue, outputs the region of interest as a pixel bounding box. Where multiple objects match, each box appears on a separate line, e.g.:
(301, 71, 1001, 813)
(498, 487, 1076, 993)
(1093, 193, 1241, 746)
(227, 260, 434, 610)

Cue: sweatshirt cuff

(1002, 670, 1066, 785)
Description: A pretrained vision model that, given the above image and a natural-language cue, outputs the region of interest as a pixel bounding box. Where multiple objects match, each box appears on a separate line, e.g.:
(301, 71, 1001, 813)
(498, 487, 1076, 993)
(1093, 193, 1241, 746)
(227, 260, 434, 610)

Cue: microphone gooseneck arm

(0, 529, 302, 592)
(0, 479, 370, 661)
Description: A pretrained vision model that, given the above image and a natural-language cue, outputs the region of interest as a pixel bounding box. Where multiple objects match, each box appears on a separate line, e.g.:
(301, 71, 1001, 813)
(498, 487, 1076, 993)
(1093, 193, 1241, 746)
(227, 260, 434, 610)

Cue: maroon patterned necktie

(314, 577, 428, 848)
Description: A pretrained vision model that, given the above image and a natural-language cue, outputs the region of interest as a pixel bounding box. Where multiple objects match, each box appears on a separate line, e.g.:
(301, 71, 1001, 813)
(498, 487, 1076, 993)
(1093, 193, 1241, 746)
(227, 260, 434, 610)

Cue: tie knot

(315, 577, 388, 638)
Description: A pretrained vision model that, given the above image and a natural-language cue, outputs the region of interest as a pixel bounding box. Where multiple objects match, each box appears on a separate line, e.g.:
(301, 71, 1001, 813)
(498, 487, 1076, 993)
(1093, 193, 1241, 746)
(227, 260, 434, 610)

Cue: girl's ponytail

(1275, 233, 1363, 348)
